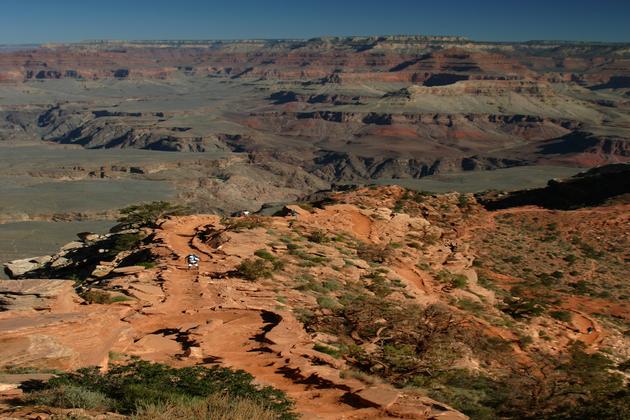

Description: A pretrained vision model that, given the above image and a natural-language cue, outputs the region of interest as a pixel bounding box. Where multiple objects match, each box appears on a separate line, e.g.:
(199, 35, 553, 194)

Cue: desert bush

(435, 270, 468, 289)
(357, 243, 392, 264)
(322, 278, 341, 292)
(413, 369, 506, 420)
(25, 384, 114, 411)
(550, 310, 572, 322)
(315, 295, 464, 385)
(288, 248, 328, 267)
(81, 289, 113, 305)
(313, 344, 342, 359)
(24, 361, 295, 418)
(307, 230, 329, 244)
(225, 216, 268, 231)
(579, 243, 604, 259)
(568, 280, 592, 295)
(500, 296, 544, 319)
(135, 261, 156, 269)
(108, 233, 144, 255)
(236, 258, 273, 281)
(118, 201, 188, 229)
(317, 296, 340, 310)
(502, 255, 523, 264)
(293, 307, 315, 327)
(564, 254, 578, 264)
(457, 194, 470, 209)
(254, 249, 285, 271)
(254, 249, 275, 260)
(132, 394, 280, 420)
(455, 298, 486, 316)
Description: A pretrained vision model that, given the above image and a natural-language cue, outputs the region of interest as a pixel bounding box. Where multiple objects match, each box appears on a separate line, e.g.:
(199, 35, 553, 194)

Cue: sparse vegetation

(356, 243, 391, 264)
(109, 232, 144, 255)
(313, 343, 342, 358)
(500, 296, 544, 319)
(435, 270, 468, 289)
(307, 230, 329, 243)
(550, 310, 572, 322)
(21, 361, 296, 419)
(118, 201, 188, 229)
(132, 394, 282, 420)
(236, 258, 274, 280)
(225, 216, 268, 231)
(81, 289, 129, 304)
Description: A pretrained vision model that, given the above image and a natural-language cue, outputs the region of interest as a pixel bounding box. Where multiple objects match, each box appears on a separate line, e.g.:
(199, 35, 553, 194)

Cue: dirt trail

(568, 310, 602, 346)
(133, 216, 375, 419)
(349, 211, 373, 241)
(392, 265, 436, 303)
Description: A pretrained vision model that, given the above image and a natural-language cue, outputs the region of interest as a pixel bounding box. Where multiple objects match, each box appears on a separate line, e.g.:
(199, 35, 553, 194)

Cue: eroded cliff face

(1, 37, 629, 219)
(1, 38, 628, 85)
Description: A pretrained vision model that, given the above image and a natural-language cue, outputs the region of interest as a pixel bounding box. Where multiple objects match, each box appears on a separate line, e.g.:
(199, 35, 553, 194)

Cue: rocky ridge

(2, 181, 629, 418)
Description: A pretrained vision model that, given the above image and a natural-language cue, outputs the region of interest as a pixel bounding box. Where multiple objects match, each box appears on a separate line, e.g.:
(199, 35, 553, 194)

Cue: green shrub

(580, 243, 604, 259)
(455, 298, 485, 315)
(550, 310, 572, 322)
(225, 216, 268, 231)
(254, 249, 275, 261)
(132, 394, 280, 420)
(313, 344, 341, 358)
(110, 233, 143, 254)
(289, 249, 328, 267)
(502, 255, 523, 264)
(109, 295, 132, 303)
(25, 384, 114, 411)
(322, 278, 341, 292)
(118, 201, 188, 229)
(81, 289, 131, 305)
(253, 249, 285, 271)
(25, 361, 296, 418)
(136, 261, 156, 269)
(451, 274, 468, 289)
(307, 230, 329, 243)
(569, 280, 592, 295)
(564, 254, 578, 264)
(357, 243, 391, 264)
(435, 270, 468, 289)
(81, 289, 113, 304)
(293, 308, 315, 327)
(236, 258, 273, 280)
(457, 194, 470, 209)
(518, 334, 534, 348)
(500, 296, 544, 319)
(317, 296, 340, 310)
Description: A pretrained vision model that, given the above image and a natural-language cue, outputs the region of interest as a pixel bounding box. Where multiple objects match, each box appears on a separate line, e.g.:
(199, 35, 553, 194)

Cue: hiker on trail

(186, 254, 200, 269)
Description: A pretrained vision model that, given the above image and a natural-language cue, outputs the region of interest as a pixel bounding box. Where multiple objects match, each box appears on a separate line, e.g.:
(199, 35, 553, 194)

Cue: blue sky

(1, 0, 628, 44)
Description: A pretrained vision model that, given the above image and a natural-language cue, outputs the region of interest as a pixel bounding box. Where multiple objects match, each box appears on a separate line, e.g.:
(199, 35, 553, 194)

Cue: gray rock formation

(0, 279, 77, 311)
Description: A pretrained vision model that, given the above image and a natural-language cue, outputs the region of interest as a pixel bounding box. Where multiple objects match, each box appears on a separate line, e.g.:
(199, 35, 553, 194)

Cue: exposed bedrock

(311, 151, 528, 182)
(538, 131, 630, 157)
(479, 163, 630, 210)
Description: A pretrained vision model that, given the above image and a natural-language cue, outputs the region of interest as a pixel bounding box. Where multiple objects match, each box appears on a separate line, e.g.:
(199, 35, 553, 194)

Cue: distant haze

(0, 0, 628, 44)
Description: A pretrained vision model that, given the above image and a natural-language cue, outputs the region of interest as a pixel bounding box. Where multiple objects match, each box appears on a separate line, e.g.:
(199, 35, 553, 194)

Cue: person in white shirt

(186, 254, 200, 269)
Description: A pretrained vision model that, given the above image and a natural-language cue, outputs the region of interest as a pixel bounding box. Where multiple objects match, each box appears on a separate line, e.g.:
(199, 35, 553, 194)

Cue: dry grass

(132, 394, 279, 420)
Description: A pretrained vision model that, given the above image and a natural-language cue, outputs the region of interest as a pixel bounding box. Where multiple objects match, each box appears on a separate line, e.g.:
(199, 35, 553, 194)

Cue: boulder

(77, 232, 102, 242)
(50, 256, 70, 269)
(3, 256, 50, 278)
(0, 279, 78, 311)
(60, 241, 85, 251)
(355, 386, 400, 409)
